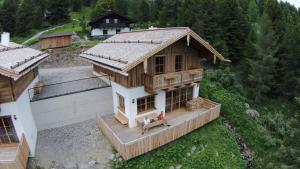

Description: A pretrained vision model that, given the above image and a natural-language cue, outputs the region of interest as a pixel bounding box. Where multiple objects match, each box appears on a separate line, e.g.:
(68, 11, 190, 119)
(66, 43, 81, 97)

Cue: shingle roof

(0, 42, 49, 79)
(39, 32, 74, 39)
(80, 27, 228, 73)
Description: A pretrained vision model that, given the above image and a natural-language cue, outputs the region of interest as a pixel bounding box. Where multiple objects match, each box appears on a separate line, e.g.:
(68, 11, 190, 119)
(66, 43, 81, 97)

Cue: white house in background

(89, 10, 135, 39)
(80, 27, 229, 128)
(0, 32, 49, 168)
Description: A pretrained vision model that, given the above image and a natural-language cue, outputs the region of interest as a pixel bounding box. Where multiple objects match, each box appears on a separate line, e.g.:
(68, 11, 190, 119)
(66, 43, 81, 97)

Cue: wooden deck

(0, 135, 30, 169)
(97, 98, 221, 160)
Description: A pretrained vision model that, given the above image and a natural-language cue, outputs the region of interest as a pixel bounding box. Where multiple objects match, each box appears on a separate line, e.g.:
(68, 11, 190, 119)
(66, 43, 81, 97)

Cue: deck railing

(144, 68, 203, 91)
(0, 134, 30, 169)
(97, 98, 220, 160)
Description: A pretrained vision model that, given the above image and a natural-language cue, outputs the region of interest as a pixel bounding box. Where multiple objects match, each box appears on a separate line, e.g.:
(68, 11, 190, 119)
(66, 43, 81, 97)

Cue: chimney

(1, 32, 10, 47)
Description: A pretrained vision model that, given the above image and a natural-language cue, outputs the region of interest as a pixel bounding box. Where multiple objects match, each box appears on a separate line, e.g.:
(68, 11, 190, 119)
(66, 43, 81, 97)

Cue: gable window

(155, 56, 165, 75)
(117, 93, 125, 112)
(114, 19, 118, 23)
(103, 29, 108, 35)
(175, 55, 183, 72)
(105, 18, 110, 23)
(137, 95, 155, 114)
(0, 116, 19, 144)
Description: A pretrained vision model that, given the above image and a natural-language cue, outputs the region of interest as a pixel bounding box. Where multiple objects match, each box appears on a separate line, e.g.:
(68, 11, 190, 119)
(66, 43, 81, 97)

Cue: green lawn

(45, 7, 92, 37)
(111, 119, 246, 169)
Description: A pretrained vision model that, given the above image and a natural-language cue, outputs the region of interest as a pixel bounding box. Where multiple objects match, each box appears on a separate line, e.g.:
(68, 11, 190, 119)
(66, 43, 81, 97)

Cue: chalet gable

(89, 11, 135, 29)
(80, 27, 230, 75)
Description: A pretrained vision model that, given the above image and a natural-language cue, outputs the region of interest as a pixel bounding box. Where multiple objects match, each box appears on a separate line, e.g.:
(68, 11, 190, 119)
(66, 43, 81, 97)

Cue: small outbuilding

(39, 32, 74, 49)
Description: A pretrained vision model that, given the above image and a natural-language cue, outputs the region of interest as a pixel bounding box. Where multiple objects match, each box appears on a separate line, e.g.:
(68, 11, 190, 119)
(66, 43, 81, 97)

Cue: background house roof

(89, 10, 135, 26)
(0, 42, 49, 79)
(80, 27, 226, 73)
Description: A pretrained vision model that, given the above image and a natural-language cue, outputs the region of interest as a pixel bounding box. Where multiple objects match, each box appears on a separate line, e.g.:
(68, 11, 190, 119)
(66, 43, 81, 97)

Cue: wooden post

(187, 34, 190, 46)
(143, 59, 148, 74)
(213, 55, 216, 64)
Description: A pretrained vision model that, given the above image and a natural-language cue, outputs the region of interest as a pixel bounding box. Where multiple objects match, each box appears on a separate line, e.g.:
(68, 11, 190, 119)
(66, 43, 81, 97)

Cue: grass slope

(111, 119, 245, 169)
(200, 76, 298, 168)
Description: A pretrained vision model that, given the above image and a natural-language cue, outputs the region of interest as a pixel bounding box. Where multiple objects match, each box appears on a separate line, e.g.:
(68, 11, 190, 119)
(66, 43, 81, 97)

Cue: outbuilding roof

(0, 42, 49, 79)
(39, 32, 74, 39)
(80, 27, 229, 73)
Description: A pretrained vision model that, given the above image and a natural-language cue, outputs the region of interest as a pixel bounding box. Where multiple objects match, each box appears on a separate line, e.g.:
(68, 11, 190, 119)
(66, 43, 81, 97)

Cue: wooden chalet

(39, 32, 74, 49)
(0, 32, 49, 169)
(89, 10, 135, 39)
(80, 27, 229, 160)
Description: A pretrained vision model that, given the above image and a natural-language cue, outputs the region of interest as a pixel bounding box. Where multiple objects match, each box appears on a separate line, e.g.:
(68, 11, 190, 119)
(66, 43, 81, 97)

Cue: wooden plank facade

(41, 35, 72, 50)
(0, 68, 37, 104)
(97, 98, 221, 160)
(93, 38, 207, 91)
(0, 135, 30, 169)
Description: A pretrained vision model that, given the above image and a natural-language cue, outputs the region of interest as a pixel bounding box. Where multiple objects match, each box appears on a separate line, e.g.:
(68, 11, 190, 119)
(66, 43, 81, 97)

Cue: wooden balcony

(0, 134, 30, 169)
(97, 98, 220, 160)
(144, 68, 203, 92)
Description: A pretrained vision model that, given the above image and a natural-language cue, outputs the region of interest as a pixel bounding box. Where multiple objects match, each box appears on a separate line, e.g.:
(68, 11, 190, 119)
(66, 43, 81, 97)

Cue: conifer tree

(47, 0, 70, 25)
(246, 13, 278, 102)
(0, 0, 17, 34)
(91, 0, 115, 20)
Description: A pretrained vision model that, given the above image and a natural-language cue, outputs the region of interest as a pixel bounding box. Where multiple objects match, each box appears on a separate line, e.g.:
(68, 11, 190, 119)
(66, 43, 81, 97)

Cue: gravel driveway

(29, 119, 113, 169)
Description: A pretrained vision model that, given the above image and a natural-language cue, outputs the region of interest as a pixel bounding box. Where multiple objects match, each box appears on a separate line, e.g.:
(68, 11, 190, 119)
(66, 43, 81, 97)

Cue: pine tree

(216, 0, 250, 63)
(91, 0, 115, 20)
(275, 27, 300, 99)
(0, 0, 17, 34)
(47, 0, 70, 25)
(246, 13, 278, 102)
(138, 0, 150, 23)
(71, 0, 82, 12)
(16, 0, 43, 35)
(247, 0, 259, 23)
(115, 0, 127, 15)
(158, 0, 181, 27)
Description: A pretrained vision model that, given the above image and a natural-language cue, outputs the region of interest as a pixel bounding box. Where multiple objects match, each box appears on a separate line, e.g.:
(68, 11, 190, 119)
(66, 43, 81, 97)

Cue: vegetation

(201, 72, 300, 168)
(0, 0, 299, 168)
(111, 119, 246, 169)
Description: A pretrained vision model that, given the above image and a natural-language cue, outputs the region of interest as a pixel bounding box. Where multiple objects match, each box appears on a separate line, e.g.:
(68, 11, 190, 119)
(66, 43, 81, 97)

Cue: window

(116, 29, 120, 34)
(175, 55, 183, 72)
(103, 29, 108, 35)
(0, 116, 18, 144)
(137, 95, 155, 114)
(105, 18, 110, 23)
(117, 93, 125, 112)
(114, 19, 118, 23)
(155, 56, 165, 75)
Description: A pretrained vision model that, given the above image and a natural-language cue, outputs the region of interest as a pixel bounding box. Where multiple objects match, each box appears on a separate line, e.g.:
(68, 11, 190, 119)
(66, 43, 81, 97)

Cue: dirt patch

(28, 119, 113, 169)
(40, 47, 91, 68)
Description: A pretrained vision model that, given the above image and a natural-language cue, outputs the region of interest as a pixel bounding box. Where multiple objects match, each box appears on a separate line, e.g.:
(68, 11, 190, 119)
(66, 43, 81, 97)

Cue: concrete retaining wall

(31, 87, 113, 131)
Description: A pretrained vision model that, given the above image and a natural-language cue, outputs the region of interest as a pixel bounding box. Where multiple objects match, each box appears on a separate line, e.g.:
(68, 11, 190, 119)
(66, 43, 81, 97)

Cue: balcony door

(165, 87, 193, 113)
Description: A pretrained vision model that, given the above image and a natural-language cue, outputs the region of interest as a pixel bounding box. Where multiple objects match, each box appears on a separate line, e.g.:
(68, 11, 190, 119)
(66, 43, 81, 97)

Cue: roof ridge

(118, 27, 190, 35)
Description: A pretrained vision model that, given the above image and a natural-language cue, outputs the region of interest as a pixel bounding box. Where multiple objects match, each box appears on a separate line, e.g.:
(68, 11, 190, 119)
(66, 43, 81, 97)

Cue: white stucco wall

(110, 81, 165, 128)
(91, 27, 130, 36)
(31, 87, 113, 131)
(0, 77, 38, 157)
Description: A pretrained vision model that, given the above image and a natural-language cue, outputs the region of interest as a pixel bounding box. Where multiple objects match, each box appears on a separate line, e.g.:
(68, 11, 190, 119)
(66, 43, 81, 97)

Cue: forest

(0, 0, 299, 168)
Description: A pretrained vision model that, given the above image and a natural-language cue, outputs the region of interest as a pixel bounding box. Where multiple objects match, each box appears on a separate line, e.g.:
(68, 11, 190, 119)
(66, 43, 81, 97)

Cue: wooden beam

(143, 59, 148, 73)
(187, 34, 190, 46)
(214, 55, 216, 64)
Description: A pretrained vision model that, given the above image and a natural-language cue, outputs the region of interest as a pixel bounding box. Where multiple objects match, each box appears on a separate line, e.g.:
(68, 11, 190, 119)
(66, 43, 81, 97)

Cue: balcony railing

(144, 68, 203, 91)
